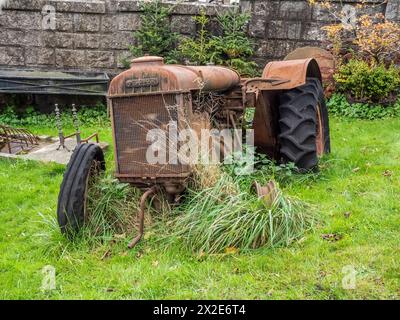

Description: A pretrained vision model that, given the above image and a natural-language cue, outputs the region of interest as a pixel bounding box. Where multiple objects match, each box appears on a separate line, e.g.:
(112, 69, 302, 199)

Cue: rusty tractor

(57, 54, 331, 246)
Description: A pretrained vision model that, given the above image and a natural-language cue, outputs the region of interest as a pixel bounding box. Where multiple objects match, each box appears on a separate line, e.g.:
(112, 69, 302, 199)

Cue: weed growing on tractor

(162, 173, 314, 254)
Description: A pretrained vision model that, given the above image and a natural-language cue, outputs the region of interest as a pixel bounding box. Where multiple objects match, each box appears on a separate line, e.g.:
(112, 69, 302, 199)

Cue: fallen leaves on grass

(321, 233, 343, 242)
(383, 170, 393, 177)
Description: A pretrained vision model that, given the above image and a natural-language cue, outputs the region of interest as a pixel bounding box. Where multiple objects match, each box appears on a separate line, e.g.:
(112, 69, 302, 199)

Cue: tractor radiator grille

(111, 92, 192, 178)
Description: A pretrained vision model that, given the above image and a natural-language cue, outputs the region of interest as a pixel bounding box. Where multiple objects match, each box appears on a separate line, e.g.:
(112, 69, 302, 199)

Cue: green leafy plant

(179, 8, 216, 65)
(126, 0, 180, 65)
(334, 59, 400, 103)
(179, 9, 259, 76)
(327, 93, 400, 120)
(0, 103, 109, 128)
(212, 9, 258, 76)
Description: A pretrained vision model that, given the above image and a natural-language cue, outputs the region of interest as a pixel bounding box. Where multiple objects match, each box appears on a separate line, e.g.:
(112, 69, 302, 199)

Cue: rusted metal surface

(109, 92, 192, 182)
(108, 56, 240, 192)
(252, 91, 280, 159)
(252, 180, 279, 207)
(0, 125, 38, 154)
(128, 186, 158, 249)
(107, 54, 326, 195)
(284, 47, 335, 97)
(248, 58, 321, 92)
(109, 56, 240, 96)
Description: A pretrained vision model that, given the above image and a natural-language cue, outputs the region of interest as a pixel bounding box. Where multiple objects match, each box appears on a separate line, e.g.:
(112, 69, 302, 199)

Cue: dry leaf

(225, 247, 239, 255)
(321, 233, 342, 242)
(383, 170, 393, 177)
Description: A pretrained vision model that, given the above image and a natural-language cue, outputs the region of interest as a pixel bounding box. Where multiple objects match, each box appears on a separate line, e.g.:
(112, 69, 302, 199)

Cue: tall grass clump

(81, 175, 141, 245)
(167, 172, 314, 254)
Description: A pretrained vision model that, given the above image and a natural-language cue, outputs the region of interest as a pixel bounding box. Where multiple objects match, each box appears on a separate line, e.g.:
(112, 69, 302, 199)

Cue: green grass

(0, 118, 399, 299)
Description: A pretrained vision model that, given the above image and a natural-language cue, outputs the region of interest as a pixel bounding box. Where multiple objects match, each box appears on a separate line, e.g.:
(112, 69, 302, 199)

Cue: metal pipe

(128, 186, 158, 249)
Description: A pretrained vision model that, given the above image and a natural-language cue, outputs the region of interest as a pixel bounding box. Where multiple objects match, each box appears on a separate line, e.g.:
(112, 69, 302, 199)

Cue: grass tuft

(162, 173, 315, 254)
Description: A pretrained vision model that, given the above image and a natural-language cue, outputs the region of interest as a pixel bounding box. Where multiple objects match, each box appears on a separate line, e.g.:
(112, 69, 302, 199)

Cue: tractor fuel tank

(108, 56, 240, 95)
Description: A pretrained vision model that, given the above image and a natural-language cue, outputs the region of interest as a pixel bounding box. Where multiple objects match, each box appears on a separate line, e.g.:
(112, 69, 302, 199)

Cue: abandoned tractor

(57, 55, 331, 245)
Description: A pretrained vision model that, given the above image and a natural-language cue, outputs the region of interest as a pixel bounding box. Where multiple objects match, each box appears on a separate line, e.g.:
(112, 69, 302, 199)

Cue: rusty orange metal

(109, 56, 240, 96)
(252, 180, 279, 207)
(284, 47, 335, 97)
(107, 54, 326, 196)
(243, 58, 321, 93)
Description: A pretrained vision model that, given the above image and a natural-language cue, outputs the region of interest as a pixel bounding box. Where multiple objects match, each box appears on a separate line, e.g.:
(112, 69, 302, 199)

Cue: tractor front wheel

(278, 77, 330, 170)
(57, 143, 105, 235)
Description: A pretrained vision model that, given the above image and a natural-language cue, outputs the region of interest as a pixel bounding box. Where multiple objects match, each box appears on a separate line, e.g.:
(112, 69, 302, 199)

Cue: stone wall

(0, 0, 235, 74)
(241, 0, 399, 66)
(0, 0, 399, 74)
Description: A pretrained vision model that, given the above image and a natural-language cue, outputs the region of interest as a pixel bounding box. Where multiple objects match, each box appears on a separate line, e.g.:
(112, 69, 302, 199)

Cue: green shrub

(334, 59, 400, 103)
(126, 0, 180, 65)
(179, 9, 258, 76)
(212, 9, 258, 76)
(327, 93, 400, 120)
(178, 9, 215, 65)
(0, 103, 109, 128)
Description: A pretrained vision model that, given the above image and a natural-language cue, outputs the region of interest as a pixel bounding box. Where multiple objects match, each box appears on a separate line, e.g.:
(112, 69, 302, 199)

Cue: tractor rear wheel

(57, 143, 105, 235)
(278, 77, 330, 170)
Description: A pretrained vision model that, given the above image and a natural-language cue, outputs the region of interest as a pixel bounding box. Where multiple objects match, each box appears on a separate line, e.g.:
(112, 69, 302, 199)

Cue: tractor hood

(108, 56, 240, 96)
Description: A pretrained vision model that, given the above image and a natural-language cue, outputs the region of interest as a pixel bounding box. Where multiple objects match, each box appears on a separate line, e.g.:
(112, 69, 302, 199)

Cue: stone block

(312, 3, 341, 22)
(254, 40, 270, 57)
(73, 14, 101, 32)
(100, 32, 133, 50)
(55, 49, 86, 68)
(267, 20, 302, 40)
(101, 15, 119, 32)
(115, 1, 141, 12)
(171, 15, 196, 35)
(0, 10, 42, 30)
(386, 0, 400, 21)
(87, 50, 115, 68)
(249, 15, 266, 38)
(0, 30, 25, 46)
(278, 1, 312, 20)
(268, 39, 299, 58)
(5, 0, 52, 11)
(56, 1, 105, 14)
(302, 22, 327, 42)
(55, 13, 74, 32)
(84, 34, 101, 49)
(117, 13, 141, 31)
(25, 47, 55, 65)
(0, 46, 24, 66)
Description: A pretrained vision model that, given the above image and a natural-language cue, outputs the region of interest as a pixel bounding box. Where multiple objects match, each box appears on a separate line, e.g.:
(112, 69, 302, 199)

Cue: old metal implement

(0, 125, 39, 154)
(54, 104, 100, 151)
